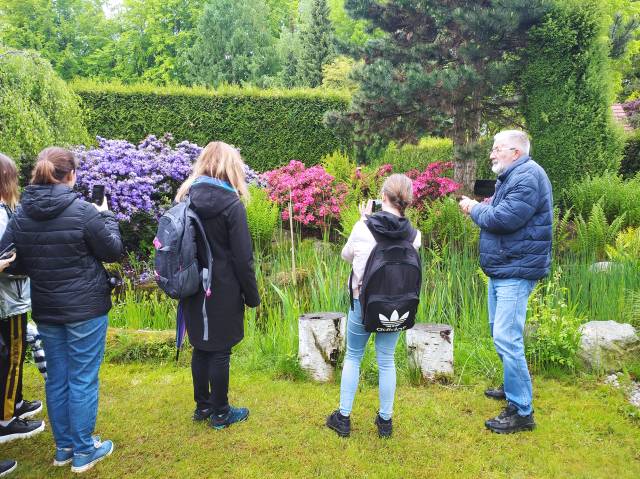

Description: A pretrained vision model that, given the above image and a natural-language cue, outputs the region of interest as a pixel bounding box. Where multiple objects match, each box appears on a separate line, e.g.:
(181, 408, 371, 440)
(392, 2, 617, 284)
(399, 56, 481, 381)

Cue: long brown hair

(175, 141, 249, 201)
(31, 147, 78, 185)
(0, 153, 20, 210)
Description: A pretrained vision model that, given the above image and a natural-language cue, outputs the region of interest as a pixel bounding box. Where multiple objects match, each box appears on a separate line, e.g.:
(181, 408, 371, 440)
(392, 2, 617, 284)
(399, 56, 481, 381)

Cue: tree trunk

(452, 103, 481, 194)
(453, 152, 477, 194)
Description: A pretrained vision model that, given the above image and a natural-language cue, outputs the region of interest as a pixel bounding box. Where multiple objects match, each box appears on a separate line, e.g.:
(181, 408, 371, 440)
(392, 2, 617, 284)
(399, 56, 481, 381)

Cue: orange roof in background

(612, 103, 634, 132)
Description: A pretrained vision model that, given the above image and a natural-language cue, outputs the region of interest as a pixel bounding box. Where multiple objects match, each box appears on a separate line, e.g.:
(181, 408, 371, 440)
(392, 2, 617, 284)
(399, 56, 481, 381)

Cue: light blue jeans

(488, 278, 537, 416)
(38, 315, 108, 455)
(339, 300, 401, 420)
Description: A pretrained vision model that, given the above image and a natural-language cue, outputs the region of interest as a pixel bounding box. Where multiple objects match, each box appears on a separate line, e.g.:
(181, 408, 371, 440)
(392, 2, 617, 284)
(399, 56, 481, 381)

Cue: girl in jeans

(175, 142, 260, 429)
(0, 153, 44, 448)
(0, 147, 123, 473)
(326, 174, 421, 438)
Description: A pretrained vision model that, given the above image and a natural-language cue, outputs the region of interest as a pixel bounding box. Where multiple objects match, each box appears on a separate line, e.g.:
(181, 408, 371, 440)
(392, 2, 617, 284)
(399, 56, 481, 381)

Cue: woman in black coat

(0, 147, 123, 473)
(175, 141, 260, 429)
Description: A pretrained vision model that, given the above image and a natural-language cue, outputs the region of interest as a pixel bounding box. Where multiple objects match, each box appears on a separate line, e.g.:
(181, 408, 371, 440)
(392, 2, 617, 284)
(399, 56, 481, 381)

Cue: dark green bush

(521, 0, 624, 194)
(620, 131, 640, 179)
(0, 48, 90, 171)
(72, 80, 349, 172)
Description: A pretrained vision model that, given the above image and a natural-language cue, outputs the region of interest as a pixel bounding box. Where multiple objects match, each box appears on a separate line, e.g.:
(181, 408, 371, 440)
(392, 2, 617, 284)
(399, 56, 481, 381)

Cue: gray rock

(578, 321, 640, 372)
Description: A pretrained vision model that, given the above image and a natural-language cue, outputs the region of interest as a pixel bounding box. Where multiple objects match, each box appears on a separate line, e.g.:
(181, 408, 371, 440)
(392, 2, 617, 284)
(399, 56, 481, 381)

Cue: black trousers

(191, 347, 231, 415)
(0, 314, 27, 421)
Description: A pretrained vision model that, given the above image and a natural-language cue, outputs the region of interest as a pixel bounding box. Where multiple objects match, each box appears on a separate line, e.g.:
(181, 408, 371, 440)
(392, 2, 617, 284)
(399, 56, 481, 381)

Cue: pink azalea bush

(262, 160, 347, 227)
(406, 162, 460, 208)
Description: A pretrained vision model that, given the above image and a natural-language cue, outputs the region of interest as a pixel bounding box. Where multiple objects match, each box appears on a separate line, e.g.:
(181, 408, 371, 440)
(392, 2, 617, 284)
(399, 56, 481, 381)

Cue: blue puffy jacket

(470, 156, 553, 280)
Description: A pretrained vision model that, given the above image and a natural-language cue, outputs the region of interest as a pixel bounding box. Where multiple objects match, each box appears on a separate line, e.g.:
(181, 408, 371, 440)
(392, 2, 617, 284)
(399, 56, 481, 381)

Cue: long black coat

(0, 184, 123, 324)
(182, 181, 260, 351)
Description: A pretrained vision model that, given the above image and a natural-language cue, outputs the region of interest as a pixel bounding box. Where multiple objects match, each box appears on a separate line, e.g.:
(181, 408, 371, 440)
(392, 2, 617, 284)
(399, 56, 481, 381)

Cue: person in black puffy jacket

(0, 147, 123, 473)
(174, 141, 260, 430)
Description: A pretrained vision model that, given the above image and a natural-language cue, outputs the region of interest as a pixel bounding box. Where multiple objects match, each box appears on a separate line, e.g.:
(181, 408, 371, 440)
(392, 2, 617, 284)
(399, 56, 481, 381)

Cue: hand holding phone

(0, 252, 16, 272)
(0, 243, 16, 261)
(372, 199, 382, 213)
(91, 184, 109, 212)
(359, 199, 374, 218)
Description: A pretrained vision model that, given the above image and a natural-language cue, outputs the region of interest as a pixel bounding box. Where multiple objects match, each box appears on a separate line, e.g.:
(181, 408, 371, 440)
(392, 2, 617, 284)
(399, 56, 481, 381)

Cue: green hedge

(521, 0, 624, 194)
(72, 81, 350, 172)
(0, 48, 89, 171)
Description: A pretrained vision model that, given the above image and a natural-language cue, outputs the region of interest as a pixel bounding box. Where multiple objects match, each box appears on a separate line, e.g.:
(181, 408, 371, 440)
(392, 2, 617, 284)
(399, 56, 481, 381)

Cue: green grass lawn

(5, 364, 640, 478)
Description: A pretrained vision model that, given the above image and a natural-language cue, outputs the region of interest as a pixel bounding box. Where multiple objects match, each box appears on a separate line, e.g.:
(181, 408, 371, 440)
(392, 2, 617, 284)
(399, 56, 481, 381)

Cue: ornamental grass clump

(262, 160, 347, 227)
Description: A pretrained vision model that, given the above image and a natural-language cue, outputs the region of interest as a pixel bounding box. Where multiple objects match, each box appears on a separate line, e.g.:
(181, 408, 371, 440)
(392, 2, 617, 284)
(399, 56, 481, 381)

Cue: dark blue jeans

(38, 315, 108, 455)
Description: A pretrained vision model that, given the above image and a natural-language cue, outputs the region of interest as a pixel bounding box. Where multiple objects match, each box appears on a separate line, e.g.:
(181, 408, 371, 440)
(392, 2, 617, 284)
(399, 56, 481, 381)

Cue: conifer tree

(329, 0, 550, 190)
(298, 0, 335, 87)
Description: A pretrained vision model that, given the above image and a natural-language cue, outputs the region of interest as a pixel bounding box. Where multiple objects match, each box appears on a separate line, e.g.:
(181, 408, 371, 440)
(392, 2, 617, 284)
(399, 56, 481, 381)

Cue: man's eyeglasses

(491, 147, 517, 153)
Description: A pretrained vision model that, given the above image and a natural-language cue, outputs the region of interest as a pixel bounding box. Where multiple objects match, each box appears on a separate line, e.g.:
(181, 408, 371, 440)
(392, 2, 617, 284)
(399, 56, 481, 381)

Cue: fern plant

(572, 202, 625, 260)
(552, 206, 572, 257)
(606, 227, 640, 264)
(321, 150, 355, 184)
(245, 186, 279, 249)
(565, 172, 640, 227)
(418, 197, 479, 251)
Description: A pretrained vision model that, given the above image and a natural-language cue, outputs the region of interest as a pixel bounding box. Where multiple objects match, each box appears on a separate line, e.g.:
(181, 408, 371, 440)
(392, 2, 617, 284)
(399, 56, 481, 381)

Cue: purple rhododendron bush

(74, 134, 200, 221)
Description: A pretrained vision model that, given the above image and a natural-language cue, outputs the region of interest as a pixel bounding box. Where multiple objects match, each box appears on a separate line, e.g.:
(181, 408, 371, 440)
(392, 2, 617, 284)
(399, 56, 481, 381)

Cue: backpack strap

(185, 197, 215, 342)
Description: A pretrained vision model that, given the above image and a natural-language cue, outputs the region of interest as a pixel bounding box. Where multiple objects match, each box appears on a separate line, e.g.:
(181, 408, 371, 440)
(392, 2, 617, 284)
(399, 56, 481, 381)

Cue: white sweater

(341, 219, 421, 299)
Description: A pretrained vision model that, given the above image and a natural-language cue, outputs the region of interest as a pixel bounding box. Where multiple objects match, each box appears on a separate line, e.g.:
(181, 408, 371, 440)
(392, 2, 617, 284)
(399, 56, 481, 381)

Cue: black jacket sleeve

(83, 206, 124, 263)
(226, 201, 260, 308)
(0, 216, 25, 276)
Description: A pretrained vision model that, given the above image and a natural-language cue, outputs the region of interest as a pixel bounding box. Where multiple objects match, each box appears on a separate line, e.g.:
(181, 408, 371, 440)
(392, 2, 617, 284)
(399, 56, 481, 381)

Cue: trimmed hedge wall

(521, 0, 624, 194)
(72, 81, 350, 172)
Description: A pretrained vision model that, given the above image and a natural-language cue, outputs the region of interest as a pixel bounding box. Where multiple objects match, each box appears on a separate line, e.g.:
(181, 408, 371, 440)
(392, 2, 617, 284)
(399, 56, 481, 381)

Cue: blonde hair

(175, 141, 249, 202)
(381, 174, 413, 216)
(31, 147, 78, 185)
(0, 152, 20, 210)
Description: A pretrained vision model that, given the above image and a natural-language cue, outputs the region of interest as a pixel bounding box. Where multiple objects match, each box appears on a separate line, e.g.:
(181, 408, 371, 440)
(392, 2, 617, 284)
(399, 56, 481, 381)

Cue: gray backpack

(153, 197, 213, 340)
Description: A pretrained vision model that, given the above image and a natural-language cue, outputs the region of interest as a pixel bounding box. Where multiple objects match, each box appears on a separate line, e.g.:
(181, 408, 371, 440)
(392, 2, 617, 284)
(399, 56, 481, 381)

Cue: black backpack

(153, 197, 213, 340)
(350, 219, 422, 333)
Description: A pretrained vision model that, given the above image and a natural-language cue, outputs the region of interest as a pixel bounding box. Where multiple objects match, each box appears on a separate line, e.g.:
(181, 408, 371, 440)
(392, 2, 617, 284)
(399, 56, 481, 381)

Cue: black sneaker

(485, 403, 535, 434)
(192, 408, 214, 422)
(0, 418, 45, 444)
(374, 414, 392, 438)
(484, 384, 506, 400)
(326, 410, 350, 438)
(0, 459, 17, 477)
(14, 400, 43, 420)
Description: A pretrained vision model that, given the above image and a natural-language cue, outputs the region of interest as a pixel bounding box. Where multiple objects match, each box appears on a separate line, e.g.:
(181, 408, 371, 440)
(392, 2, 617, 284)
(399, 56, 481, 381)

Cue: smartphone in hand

(0, 243, 16, 261)
(91, 184, 106, 205)
(372, 199, 382, 213)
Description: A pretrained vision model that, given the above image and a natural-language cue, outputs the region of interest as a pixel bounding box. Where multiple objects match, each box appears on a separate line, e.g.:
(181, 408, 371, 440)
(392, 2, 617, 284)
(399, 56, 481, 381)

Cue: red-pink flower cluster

(406, 162, 460, 208)
(262, 160, 347, 227)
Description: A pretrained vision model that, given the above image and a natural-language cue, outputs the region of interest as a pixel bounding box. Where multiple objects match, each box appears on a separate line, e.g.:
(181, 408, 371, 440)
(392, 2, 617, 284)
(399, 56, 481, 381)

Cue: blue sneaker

(70, 439, 114, 474)
(54, 436, 100, 466)
(53, 447, 73, 467)
(210, 406, 249, 430)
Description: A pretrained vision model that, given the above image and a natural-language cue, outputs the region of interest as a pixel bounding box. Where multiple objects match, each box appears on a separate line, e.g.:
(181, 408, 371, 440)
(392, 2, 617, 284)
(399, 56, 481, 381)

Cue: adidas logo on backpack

(351, 217, 422, 333)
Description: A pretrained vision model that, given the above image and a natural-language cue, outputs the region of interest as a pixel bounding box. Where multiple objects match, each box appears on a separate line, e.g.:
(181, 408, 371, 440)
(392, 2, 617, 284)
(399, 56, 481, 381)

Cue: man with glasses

(459, 130, 552, 434)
